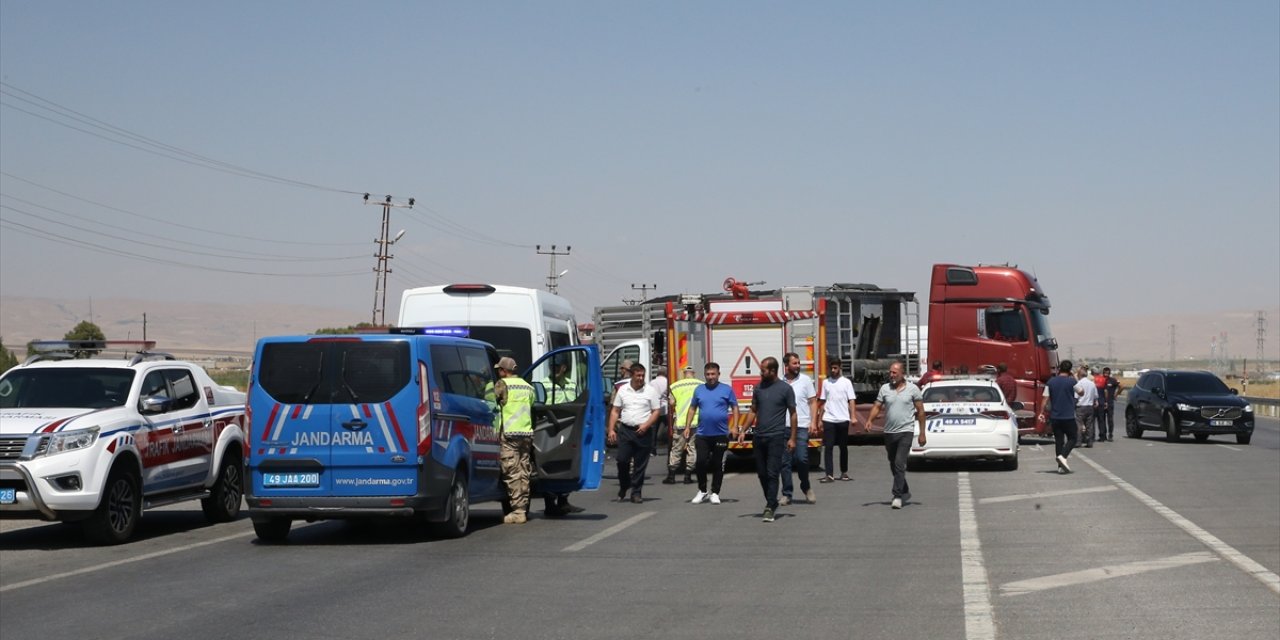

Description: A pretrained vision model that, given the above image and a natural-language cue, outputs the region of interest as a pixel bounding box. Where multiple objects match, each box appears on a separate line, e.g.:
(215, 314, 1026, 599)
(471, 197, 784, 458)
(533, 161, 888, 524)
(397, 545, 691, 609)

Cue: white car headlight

(1175, 403, 1197, 412)
(43, 427, 100, 456)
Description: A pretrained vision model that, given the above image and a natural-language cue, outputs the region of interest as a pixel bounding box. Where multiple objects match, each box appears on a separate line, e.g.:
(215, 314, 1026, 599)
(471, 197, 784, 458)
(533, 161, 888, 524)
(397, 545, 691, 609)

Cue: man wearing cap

(494, 357, 534, 524)
(665, 365, 702, 485)
(608, 363, 661, 503)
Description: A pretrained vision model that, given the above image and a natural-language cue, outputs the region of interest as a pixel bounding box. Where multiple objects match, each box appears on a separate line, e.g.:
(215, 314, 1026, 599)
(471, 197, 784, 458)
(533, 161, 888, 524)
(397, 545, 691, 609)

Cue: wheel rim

(453, 482, 469, 532)
(107, 477, 136, 534)
(220, 464, 242, 514)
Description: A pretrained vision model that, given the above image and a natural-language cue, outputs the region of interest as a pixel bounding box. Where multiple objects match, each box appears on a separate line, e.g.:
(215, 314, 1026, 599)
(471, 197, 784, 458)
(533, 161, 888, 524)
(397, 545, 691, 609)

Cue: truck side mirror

(139, 395, 172, 415)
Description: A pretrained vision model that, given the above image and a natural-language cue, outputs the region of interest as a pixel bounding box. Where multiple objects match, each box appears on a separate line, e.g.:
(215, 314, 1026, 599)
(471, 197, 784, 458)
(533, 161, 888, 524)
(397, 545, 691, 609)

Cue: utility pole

(631, 284, 657, 368)
(142, 313, 147, 341)
(1169, 324, 1177, 363)
(1106, 336, 1113, 362)
(536, 245, 571, 294)
(630, 283, 657, 302)
(1258, 311, 1267, 364)
(365, 193, 413, 326)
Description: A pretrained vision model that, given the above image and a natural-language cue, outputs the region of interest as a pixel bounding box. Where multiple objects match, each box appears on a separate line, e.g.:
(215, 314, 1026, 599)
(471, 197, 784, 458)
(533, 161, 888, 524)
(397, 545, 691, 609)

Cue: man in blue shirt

(685, 362, 739, 505)
(1038, 360, 1080, 474)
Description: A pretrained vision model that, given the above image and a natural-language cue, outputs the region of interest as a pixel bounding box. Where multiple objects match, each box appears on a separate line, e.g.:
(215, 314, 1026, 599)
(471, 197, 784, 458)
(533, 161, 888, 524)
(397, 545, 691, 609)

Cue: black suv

(1125, 369, 1254, 444)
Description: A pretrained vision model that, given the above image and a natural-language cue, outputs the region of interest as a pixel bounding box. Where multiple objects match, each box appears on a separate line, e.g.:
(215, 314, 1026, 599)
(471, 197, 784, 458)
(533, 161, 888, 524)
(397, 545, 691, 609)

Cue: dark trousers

(1051, 418, 1078, 459)
(1096, 402, 1114, 440)
(753, 433, 786, 511)
(822, 420, 850, 475)
(615, 426, 652, 497)
(694, 435, 729, 494)
(652, 414, 668, 456)
(884, 431, 913, 499)
(780, 428, 810, 497)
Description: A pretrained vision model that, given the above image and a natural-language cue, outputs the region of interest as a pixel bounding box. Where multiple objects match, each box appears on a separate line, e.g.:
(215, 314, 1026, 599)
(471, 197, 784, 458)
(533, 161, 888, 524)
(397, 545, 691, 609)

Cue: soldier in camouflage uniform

(495, 356, 534, 524)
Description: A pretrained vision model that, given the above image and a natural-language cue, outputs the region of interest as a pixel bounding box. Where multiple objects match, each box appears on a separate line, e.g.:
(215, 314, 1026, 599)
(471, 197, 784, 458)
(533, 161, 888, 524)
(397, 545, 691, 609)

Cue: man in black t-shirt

(740, 357, 797, 523)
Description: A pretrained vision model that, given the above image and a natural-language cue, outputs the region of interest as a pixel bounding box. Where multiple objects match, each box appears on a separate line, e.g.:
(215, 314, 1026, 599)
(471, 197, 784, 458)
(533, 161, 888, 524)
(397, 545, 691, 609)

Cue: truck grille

(0, 436, 29, 460)
(1200, 407, 1242, 420)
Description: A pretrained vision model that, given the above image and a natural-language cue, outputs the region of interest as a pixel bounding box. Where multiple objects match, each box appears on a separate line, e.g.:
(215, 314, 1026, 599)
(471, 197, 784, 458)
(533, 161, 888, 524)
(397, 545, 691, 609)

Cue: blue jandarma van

(244, 329, 605, 542)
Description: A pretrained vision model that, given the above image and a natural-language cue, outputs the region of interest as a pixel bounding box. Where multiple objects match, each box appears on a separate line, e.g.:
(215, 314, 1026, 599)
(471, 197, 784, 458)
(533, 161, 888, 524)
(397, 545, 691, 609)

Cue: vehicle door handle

(202, 419, 212, 429)
(342, 419, 367, 431)
(173, 423, 184, 434)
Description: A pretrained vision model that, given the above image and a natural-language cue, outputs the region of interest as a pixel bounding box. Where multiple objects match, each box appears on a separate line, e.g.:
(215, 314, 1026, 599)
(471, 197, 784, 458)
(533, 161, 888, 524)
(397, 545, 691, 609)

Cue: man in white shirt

(649, 366, 670, 459)
(608, 363, 661, 503)
(780, 352, 818, 505)
(817, 357, 859, 483)
(1073, 366, 1099, 448)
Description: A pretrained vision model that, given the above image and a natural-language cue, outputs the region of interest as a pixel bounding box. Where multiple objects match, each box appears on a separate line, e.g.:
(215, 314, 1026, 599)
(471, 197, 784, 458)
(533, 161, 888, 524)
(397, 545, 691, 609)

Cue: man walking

(995, 362, 1018, 406)
(865, 361, 926, 509)
(650, 366, 670, 458)
(665, 366, 702, 485)
(1075, 367, 1099, 447)
(1099, 367, 1121, 442)
(917, 360, 944, 387)
(739, 357, 796, 523)
(687, 362, 738, 505)
(607, 363, 660, 503)
(817, 357, 858, 485)
(494, 357, 534, 524)
(780, 352, 817, 506)
(1038, 360, 1079, 473)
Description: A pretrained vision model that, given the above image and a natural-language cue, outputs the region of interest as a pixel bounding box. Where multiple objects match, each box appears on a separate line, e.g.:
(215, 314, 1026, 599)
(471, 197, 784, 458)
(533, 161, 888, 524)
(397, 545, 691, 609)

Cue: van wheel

(433, 472, 470, 539)
(83, 465, 141, 545)
(202, 451, 243, 523)
(1164, 414, 1180, 443)
(1125, 410, 1141, 438)
(253, 517, 292, 543)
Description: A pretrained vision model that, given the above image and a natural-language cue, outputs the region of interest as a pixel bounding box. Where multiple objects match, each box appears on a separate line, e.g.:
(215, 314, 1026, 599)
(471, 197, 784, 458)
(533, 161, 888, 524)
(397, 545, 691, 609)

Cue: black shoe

(683, 474, 694, 484)
(630, 493, 643, 504)
(618, 491, 628, 502)
(559, 501, 585, 514)
(544, 504, 569, 517)
(662, 473, 677, 485)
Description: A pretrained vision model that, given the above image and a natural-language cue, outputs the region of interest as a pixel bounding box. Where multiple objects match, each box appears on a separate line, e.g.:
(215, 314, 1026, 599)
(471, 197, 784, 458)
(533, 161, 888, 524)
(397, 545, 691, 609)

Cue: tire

(1164, 413, 1180, 443)
(1193, 433, 1209, 443)
(432, 471, 470, 539)
(201, 451, 243, 523)
(1237, 433, 1252, 445)
(83, 464, 142, 545)
(906, 458, 924, 472)
(252, 517, 292, 543)
(1003, 454, 1019, 471)
(1125, 410, 1141, 438)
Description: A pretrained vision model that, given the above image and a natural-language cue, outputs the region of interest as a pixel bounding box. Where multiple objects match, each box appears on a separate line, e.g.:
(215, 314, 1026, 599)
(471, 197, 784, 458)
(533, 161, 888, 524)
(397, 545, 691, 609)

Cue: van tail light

(417, 361, 432, 455)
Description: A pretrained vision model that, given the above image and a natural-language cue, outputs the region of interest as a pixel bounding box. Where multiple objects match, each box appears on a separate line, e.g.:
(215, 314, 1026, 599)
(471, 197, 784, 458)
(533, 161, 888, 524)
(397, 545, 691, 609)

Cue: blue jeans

(780, 428, 810, 498)
(753, 433, 786, 511)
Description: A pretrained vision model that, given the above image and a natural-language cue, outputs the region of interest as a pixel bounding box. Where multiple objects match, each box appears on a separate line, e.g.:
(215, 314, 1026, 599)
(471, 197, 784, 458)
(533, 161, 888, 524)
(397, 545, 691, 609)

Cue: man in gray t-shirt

(741, 357, 797, 522)
(866, 361, 927, 509)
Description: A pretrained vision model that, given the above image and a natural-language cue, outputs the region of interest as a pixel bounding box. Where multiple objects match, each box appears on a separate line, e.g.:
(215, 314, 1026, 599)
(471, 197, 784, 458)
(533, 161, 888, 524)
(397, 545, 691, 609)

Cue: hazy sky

(2, 1, 1277, 327)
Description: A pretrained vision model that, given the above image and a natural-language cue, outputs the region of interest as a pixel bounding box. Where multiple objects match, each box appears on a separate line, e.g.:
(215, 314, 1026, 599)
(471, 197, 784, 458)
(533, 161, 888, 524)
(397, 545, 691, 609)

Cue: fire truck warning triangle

(730, 347, 761, 378)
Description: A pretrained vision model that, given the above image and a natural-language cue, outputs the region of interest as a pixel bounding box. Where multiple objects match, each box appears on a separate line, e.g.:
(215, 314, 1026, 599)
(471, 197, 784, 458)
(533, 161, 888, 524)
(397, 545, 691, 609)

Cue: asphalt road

(3, 403, 1277, 640)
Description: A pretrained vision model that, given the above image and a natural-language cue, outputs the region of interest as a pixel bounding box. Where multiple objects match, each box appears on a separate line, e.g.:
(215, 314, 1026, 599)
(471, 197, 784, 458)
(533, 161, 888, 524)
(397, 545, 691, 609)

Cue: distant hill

(2, 296, 1276, 365)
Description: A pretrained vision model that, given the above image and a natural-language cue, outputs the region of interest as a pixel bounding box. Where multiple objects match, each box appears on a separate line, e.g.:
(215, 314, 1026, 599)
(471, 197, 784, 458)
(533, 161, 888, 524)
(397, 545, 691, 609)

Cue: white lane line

(1076, 453, 1280, 596)
(0, 530, 255, 593)
(1216, 444, 1242, 452)
(957, 472, 996, 640)
(979, 485, 1117, 504)
(1000, 552, 1218, 596)
(562, 511, 655, 552)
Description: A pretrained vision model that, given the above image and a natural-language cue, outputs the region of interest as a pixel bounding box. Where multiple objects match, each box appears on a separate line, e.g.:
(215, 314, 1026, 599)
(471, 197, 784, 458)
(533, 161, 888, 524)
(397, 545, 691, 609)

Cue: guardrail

(1244, 396, 1280, 418)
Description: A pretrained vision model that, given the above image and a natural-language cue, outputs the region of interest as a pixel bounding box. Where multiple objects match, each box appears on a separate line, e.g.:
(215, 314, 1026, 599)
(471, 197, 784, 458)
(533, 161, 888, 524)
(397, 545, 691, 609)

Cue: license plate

(0, 488, 15, 504)
(941, 417, 977, 426)
(263, 472, 320, 488)
(1210, 419, 1233, 427)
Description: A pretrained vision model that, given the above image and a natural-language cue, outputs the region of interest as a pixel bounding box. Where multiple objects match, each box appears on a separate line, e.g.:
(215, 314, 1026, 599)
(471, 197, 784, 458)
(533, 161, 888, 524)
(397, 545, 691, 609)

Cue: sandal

(839, 474, 852, 481)
(819, 475, 835, 484)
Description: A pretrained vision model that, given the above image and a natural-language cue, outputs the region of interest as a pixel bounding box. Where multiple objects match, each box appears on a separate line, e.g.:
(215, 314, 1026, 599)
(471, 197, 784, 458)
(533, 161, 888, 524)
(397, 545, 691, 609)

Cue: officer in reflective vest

(664, 366, 703, 484)
(495, 356, 533, 524)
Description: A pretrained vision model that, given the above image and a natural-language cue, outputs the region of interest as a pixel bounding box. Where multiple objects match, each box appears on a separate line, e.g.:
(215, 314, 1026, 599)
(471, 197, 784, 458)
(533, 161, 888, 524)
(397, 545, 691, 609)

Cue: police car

(911, 378, 1021, 471)
(0, 341, 247, 544)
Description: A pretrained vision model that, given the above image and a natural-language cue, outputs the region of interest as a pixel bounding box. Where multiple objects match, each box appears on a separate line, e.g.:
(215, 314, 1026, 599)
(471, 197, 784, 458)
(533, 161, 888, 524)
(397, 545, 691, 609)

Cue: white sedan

(909, 379, 1020, 471)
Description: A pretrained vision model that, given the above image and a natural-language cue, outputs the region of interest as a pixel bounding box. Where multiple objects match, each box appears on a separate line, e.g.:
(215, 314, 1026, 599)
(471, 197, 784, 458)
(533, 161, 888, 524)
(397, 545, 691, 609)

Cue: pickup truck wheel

(253, 518, 292, 543)
(201, 451, 243, 523)
(83, 465, 141, 545)
(432, 472, 469, 539)
(1237, 433, 1252, 445)
(1125, 410, 1141, 438)
(1164, 413, 1180, 443)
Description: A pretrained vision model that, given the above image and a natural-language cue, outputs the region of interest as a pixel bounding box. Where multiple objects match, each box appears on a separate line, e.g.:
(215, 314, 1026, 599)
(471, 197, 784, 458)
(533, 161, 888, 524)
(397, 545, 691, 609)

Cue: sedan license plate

(1210, 419, 1233, 427)
(0, 488, 15, 504)
(263, 472, 320, 488)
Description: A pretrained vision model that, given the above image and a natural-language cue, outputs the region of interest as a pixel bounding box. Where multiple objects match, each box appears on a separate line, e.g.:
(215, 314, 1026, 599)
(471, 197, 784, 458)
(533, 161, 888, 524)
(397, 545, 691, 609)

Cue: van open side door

(524, 345, 605, 493)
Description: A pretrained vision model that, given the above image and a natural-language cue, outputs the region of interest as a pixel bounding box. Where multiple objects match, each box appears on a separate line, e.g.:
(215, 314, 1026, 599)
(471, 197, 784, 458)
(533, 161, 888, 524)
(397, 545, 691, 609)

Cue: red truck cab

(927, 264, 1059, 434)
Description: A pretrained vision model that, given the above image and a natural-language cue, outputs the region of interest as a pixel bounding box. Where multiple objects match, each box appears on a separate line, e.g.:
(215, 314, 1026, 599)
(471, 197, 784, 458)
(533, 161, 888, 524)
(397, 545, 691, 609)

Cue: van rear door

(525, 345, 605, 493)
(251, 339, 334, 495)
(327, 339, 417, 497)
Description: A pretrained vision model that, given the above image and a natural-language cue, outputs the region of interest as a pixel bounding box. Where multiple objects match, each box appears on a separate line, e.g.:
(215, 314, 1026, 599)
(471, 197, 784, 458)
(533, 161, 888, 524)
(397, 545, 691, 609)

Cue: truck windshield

(0, 369, 136, 409)
(1029, 306, 1055, 347)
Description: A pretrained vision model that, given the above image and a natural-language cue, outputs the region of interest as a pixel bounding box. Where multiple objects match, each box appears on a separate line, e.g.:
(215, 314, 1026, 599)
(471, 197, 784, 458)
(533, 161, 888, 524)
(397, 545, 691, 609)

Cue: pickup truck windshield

(0, 369, 136, 409)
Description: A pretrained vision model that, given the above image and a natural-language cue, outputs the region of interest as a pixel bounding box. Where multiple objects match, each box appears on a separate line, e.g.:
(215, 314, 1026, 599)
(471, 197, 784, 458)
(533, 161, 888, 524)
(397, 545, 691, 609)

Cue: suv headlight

(1244, 404, 1253, 413)
(43, 427, 100, 456)
(1175, 403, 1197, 413)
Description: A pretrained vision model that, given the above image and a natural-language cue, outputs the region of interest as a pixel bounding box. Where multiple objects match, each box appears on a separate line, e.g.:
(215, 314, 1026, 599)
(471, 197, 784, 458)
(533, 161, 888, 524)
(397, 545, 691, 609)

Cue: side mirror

(532, 382, 547, 404)
(1152, 387, 1165, 399)
(1229, 388, 1238, 396)
(139, 395, 172, 415)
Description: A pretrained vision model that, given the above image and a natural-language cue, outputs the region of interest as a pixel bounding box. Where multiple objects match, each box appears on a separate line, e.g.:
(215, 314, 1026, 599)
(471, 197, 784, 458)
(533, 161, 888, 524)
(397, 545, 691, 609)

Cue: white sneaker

(1056, 455, 1071, 473)
(709, 493, 721, 505)
(691, 491, 707, 504)
(891, 497, 903, 509)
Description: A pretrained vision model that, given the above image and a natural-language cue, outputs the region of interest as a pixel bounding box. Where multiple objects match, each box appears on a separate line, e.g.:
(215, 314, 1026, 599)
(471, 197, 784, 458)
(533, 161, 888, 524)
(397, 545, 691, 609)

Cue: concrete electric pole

(365, 193, 413, 326)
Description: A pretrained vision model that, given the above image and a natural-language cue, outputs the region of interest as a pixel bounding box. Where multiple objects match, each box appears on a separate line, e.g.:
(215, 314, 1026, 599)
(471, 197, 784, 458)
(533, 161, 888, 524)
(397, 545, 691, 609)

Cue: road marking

(979, 485, 1117, 504)
(0, 530, 255, 593)
(957, 472, 996, 640)
(1076, 453, 1280, 596)
(1216, 444, 1241, 452)
(1000, 552, 1218, 596)
(562, 511, 655, 552)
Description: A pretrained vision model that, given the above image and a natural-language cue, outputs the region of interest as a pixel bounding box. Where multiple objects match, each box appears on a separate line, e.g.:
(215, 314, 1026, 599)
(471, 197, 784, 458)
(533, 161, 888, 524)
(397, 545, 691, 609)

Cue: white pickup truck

(0, 341, 247, 544)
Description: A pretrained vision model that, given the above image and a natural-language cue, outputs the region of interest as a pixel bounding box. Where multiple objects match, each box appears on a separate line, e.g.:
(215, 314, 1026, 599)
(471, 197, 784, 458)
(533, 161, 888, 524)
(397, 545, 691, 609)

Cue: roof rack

(23, 340, 169, 365)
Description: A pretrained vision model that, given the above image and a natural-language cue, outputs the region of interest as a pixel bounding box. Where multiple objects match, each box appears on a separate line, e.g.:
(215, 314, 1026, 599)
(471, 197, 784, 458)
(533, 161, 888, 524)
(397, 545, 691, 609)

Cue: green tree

(312, 322, 379, 335)
(0, 337, 19, 373)
(63, 321, 106, 358)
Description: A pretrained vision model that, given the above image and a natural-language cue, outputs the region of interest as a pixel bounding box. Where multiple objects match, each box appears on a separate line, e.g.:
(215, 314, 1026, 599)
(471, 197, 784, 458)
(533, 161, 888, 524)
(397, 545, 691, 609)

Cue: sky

(1, 1, 1277, 330)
